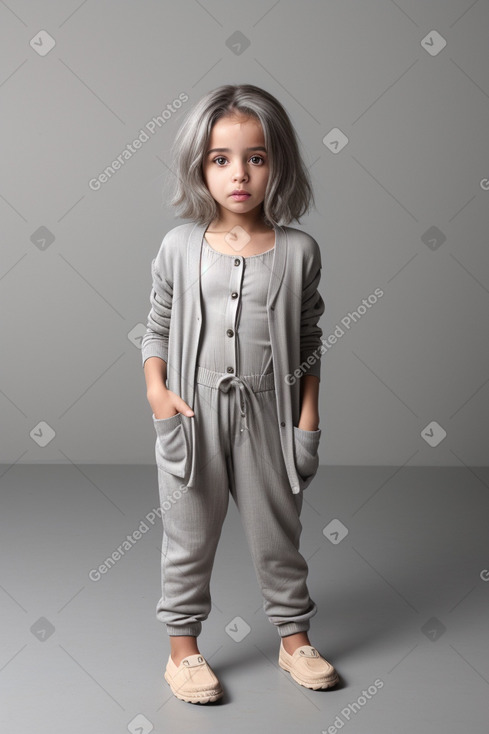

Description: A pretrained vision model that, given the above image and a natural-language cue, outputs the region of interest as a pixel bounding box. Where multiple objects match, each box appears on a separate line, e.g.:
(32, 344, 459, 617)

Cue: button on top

(199, 239, 272, 377)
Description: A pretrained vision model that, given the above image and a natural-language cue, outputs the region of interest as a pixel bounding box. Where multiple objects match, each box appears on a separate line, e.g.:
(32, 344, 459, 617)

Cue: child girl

(141, 83, 339, 704)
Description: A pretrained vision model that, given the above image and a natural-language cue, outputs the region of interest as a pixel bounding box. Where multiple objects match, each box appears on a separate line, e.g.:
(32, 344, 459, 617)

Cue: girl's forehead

(210, 114, 263, 133)
(207, 115, 265, 146)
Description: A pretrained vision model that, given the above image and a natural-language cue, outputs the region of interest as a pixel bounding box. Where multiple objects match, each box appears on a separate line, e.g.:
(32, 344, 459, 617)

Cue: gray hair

(166, 84, 315, 227)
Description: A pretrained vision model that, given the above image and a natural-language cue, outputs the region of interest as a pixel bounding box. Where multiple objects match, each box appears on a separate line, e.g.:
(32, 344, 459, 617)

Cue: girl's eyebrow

(207, 146, 267, 155)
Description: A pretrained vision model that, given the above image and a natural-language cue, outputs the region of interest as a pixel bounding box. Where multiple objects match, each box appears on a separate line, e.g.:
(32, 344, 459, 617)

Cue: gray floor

(1, 464, 488, 733)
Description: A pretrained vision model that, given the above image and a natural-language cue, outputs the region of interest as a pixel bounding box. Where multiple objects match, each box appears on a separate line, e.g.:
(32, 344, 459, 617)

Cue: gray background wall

(1, 0, 488, 468)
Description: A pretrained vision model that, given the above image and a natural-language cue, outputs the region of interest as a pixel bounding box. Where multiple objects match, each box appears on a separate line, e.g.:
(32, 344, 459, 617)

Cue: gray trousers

(153, 365, 318, 638)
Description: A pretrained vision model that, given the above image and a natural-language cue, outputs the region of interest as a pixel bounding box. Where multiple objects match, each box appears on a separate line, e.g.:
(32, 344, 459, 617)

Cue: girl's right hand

(148, 388, 194, 420)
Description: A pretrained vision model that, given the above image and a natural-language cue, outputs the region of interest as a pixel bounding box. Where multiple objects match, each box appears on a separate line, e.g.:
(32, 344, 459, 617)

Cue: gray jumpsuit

(153, 236, 318, 638)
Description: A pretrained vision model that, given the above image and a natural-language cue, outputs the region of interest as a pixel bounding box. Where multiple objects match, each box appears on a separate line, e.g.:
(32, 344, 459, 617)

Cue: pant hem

(165, 622, 202, 637)
(275, 621, 311, 637)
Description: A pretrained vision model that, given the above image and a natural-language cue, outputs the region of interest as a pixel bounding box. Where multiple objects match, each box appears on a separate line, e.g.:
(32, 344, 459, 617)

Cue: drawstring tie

(215, 373, 254, 435)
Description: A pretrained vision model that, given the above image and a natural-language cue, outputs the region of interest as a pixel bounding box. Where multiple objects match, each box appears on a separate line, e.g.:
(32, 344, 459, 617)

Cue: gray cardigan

(141, 220, 325, 494)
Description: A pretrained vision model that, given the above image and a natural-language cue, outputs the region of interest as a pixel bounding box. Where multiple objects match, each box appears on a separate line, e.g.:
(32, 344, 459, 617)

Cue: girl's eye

(212, 155, 266, 166)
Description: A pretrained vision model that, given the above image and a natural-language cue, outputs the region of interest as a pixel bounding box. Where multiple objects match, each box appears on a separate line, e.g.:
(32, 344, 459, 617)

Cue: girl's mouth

(231, 193, 251, 200)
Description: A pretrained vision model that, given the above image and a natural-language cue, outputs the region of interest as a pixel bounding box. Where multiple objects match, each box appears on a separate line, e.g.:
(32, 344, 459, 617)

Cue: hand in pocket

(149, 388, 194, 420)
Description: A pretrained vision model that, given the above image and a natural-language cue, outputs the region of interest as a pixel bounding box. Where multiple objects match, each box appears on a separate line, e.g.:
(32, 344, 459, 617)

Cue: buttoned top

(198, 237, 275, 376)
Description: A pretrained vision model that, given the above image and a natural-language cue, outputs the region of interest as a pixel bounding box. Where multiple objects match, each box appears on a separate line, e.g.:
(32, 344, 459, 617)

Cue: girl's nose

(233, 169, 247, 181)
(232, 161, 248, 180)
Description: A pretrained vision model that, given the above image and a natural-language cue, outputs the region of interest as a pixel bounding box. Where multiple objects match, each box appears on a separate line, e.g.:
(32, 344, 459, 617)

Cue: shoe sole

(164, 671, 223, 704)
(278, 658, 339, 690)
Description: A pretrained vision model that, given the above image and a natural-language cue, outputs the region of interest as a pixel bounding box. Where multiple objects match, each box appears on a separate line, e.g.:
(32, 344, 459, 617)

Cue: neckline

(202, 234, 276, 260)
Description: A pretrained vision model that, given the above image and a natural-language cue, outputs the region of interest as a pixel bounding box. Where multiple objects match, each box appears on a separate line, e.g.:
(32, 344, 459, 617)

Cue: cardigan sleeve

(141, 235, 173, 368)
(300, 238, 325, 380)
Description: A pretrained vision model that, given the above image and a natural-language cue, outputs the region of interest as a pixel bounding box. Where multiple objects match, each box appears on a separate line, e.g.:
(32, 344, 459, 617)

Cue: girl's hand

(148, 387, 194, 419)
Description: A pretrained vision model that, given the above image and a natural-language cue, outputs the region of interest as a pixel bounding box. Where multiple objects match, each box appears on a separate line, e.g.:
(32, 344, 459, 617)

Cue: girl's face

(202, 113, 269, 224)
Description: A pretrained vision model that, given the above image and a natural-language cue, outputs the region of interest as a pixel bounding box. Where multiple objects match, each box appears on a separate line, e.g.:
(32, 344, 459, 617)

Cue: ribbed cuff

(275, 620, 311, 637)
(300, 353, 321, 380)
(166, 622, 202, 637)
(141, 342, 168, 368)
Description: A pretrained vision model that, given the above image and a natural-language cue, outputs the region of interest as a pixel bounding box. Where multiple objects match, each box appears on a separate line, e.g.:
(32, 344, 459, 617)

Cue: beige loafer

(164, 653, 223, 704)
(278, 640, 339, 690)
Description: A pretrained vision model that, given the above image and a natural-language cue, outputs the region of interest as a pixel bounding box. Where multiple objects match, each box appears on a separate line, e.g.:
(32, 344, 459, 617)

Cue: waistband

(196, 365, 275, 392)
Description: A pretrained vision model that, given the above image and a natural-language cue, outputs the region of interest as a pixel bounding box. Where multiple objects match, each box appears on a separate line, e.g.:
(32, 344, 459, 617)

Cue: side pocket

(292, 426, 321, 490)
(153, 412, 188, 478)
